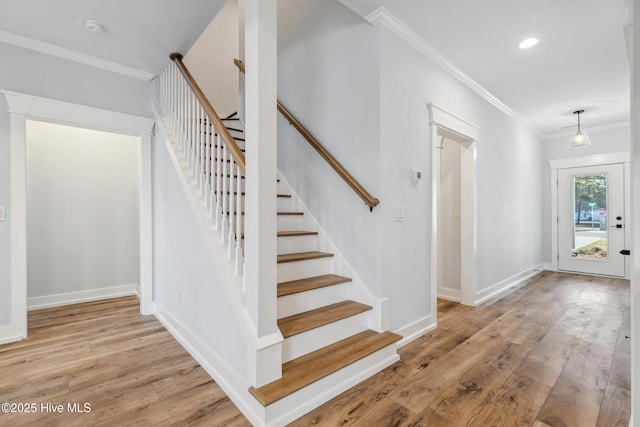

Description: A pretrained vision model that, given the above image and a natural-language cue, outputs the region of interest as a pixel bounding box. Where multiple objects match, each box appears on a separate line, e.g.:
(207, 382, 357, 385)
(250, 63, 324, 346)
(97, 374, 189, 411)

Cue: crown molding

(364, 7, 541, 138)
(0, 30, 155, 81)
(543, 121, 630, 140)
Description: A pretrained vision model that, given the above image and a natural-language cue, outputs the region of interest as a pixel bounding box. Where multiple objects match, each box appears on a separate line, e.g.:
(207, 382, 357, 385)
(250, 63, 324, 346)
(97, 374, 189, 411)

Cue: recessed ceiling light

(85, 20, 105, 33)
(518, 38, 538, 49)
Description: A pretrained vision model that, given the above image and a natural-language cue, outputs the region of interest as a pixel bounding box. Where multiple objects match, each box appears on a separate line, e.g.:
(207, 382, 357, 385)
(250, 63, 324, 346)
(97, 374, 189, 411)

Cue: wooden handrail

(233, 59, 379, 210)
(171, 53, 245, 174)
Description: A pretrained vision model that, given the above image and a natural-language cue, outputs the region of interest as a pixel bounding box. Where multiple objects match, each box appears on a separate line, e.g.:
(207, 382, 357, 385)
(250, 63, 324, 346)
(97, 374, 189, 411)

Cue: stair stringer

(152, 103, 282, 427)
(276, 174, 389, 333)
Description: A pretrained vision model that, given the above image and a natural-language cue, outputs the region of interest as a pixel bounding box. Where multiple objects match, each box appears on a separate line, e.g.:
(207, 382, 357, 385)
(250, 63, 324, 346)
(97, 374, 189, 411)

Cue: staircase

(158, 56, 401, 425)
(222, 116, 402, 413)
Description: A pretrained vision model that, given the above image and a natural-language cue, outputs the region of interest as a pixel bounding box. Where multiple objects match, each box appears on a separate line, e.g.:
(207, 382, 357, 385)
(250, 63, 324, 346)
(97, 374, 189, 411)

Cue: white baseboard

(0, 324, 26, 345)
(394, 314, 437, 348)
(474, 264, 543, 305)
(543, 263, 557, 271)
(437, 287, 461, 302)
(152, 303, 265, 427)
(27, 284, 140, 310)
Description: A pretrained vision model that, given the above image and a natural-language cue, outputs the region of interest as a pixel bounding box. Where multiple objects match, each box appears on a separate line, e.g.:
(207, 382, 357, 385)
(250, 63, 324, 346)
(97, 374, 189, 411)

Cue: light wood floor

(0, 271, 630, 426)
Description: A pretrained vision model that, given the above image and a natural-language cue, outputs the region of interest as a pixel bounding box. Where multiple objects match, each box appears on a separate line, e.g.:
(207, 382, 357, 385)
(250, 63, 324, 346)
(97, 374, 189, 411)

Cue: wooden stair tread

(227, 212, 304, 216)
(218, 193, 289, 197)
(277, 251, 333, 263)
(278, 300, 371, 338)
(278, 274, 351, 297)
(248, 329, 402, 406)
(277, 230, 318, 237)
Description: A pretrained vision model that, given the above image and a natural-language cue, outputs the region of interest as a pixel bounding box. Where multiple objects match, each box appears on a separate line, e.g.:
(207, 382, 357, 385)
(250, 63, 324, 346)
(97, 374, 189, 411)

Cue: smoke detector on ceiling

(85, 20, 105, 33)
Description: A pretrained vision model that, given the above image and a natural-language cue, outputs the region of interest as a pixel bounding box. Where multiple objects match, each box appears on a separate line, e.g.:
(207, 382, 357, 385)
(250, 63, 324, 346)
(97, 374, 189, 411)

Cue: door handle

(610, 224, 623, 228)
(620, 249, 631, 255)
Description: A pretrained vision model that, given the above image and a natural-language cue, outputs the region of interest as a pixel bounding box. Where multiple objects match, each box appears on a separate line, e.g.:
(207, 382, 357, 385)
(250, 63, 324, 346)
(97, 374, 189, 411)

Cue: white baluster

(204, 116, 211, 205)
(228, 153, 236, 258)
(235, 162, 244, 276)
(199, 106, 206, 195)
(215, 133, 223, 228)
(221, 145, 229, 244)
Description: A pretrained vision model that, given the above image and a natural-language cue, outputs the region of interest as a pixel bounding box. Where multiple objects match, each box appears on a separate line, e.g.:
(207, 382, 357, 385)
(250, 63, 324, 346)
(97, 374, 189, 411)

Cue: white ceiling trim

(0, 30, 155, 81)
(2, 90, 155, 135)
(543, 121, 630, 140)
(365, 7, 541, 138)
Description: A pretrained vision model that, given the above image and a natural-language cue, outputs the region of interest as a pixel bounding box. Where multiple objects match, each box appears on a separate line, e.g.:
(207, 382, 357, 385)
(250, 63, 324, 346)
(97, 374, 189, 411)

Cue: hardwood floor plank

(288, 362, 414, 426)
(0, 297, 250, 426)
(468, 374, 551, 427)
(596, 384, 631, 427)
(536, 374, 605, 427)
(430, 342, 530, 423)
(0, 272, 629, 426)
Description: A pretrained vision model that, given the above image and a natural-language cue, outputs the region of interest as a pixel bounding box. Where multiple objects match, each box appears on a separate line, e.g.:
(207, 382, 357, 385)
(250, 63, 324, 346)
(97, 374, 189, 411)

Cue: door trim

(548, 151, 630, 277)
(2, 90, 155, 344)
(428, 103, 479, 308)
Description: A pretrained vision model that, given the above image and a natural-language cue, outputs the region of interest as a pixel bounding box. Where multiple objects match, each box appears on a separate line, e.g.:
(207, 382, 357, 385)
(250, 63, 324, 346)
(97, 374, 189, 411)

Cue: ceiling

(0, 0, 630, 137)
(0, 0, 226, 77)
(338, 0, 630, 136)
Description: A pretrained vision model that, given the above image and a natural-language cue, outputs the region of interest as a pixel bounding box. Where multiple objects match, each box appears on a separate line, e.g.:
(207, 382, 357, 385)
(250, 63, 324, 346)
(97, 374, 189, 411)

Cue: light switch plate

(394, 206, 405, 222)
(0, 207, 5, 221)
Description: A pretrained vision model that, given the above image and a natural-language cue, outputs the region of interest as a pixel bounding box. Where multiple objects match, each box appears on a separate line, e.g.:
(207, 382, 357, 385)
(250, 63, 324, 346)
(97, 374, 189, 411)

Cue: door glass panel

(572, 174, 608, 260)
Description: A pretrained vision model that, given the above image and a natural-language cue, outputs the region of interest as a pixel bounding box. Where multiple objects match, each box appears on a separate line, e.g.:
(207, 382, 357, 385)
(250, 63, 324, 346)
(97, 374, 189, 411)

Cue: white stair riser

(277, 197, 293, 211)
(281, 311, 370, 363)
(277, 235, 318, 254)
(265, 346, 400, 426)
(277, 257, 334, 282)
(277, 215, 305, 231)
(202, 195, 289, 212)
(277, 282, 352, 319)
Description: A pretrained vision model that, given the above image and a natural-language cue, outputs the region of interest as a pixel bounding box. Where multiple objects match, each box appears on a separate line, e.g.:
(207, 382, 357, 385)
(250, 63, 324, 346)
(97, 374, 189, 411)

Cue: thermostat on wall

(411, 168, 422, 184)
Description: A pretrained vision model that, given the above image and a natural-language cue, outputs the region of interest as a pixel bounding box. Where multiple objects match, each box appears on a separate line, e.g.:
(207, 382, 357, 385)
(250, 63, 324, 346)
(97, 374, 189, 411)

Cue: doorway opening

(549, 153, 630, 278)
(26, 121, 141, 309)
(428, 104, 479, 312)
(2, 90, 154, 344)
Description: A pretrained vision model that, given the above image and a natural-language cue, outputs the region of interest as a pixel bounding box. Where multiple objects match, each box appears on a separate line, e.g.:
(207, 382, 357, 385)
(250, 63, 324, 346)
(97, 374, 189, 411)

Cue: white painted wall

(184, 0, 239, 117)
(541, 125, 630, 263)
(0, 42, 152, 328)
(152, 125, 248, 378)
(438, 136, 461, 298)
(26, 121, 139, 301)
(277, 1, 543, 332)
(379, 28, 543, 326)
(277, 0, 383, 296)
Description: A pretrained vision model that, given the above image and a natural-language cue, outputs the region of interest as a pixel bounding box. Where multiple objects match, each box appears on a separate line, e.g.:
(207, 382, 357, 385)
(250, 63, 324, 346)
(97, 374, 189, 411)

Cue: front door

(558, 164, 625, 277)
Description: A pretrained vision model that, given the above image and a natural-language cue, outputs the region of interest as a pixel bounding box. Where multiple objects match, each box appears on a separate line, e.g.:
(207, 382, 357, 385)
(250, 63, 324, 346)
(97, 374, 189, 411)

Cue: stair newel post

(235, 162, 244, 276)
(244, 0, 282, 388)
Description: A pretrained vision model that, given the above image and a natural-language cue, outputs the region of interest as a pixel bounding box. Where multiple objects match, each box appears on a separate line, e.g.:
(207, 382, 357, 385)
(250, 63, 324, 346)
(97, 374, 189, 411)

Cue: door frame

(1, 90, 155, 344)
(548, 152, 631, 278)
(428, 103, 479, 308)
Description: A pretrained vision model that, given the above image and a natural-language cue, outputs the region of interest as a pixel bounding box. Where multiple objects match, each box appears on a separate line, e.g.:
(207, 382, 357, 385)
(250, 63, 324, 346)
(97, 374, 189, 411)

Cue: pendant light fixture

(569, 109, 591, 147)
